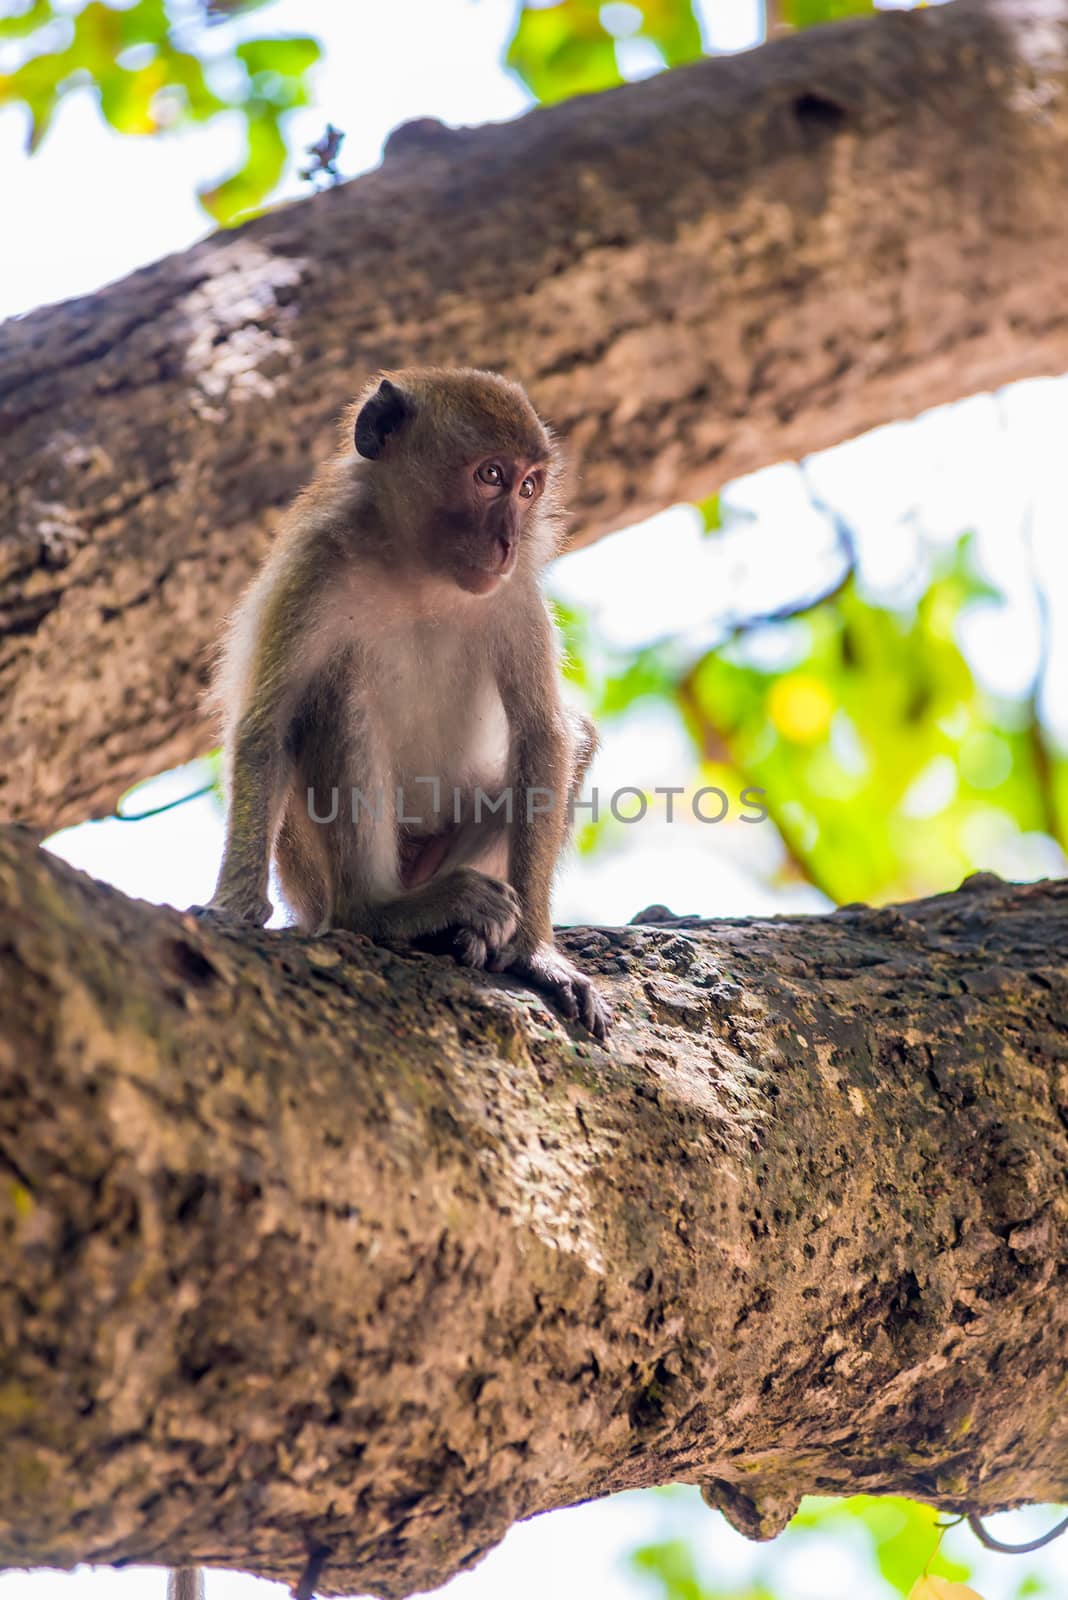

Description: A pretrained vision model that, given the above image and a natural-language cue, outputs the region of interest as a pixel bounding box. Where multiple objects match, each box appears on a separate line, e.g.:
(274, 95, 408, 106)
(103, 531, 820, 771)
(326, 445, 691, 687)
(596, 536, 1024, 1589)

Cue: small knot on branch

(700, 1477, 800, 1541)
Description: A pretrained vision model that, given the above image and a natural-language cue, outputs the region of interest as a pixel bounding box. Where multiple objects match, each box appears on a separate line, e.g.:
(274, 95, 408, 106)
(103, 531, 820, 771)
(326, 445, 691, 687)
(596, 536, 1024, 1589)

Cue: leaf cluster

(0, 0, 319, 222)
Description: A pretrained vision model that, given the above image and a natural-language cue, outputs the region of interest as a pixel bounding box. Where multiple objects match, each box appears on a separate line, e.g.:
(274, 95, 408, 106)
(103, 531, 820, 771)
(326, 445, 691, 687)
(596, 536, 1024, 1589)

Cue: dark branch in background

(675, 657, 838, 902)
(966, 1511, 1068, 1554)
(7, 0, 1068, 831)
(114, 779, 217, 822)
(1, 827, 1065, 1595)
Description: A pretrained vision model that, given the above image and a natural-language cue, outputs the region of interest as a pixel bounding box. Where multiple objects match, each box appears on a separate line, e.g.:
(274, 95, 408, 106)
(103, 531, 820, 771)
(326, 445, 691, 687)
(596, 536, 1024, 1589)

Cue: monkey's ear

(354, 378, 414, 459)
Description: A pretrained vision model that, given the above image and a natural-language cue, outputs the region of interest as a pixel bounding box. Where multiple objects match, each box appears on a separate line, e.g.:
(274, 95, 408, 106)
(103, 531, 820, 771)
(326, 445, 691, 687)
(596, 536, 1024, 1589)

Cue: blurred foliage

(507, 0, 876, 106)
(0, 0, 888, 223)
(0, 0, 319, 222)
(558, 530, 1068, 903)
(685, 533, 1066, 903)
(507, 0, 702, 103)
(773, 0, 874, 30)
(629, 1493, 1055, 1600)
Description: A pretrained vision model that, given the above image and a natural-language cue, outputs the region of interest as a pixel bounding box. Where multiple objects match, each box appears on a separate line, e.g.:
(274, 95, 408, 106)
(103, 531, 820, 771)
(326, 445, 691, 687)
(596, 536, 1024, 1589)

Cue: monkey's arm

(207, 574, 320, 926)
(208, 714, 286, 925)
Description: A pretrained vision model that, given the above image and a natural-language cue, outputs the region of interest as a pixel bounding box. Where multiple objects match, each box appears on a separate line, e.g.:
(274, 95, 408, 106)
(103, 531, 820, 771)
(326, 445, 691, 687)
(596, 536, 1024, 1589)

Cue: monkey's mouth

(457, 539, 516, 595)
(457, 565, 508, 596)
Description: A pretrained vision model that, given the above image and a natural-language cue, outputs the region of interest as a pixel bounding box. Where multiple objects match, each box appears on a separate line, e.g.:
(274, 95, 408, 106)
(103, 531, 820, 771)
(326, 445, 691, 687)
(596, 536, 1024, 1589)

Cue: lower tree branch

(0, 830, 1065, 1595)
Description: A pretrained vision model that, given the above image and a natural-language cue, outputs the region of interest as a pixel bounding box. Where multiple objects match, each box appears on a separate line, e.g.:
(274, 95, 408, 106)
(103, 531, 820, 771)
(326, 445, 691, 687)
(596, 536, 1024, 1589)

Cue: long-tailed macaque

(201, 367, 609, 1039)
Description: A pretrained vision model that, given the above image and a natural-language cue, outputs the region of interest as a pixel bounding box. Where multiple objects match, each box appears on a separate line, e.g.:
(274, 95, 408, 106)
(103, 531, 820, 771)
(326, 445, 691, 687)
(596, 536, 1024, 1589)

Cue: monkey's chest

(374, 650, 512, 801)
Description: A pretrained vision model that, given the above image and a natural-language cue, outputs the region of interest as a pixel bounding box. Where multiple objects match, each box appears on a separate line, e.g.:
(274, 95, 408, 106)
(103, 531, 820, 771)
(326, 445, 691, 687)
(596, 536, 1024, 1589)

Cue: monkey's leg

(274, 795, 332, 932)
(167, 1568, 205, 1600)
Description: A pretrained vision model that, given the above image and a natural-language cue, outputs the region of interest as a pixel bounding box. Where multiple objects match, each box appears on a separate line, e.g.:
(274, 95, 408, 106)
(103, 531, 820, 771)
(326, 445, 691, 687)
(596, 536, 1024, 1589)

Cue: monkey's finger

(578, 981, 607, 1040)
(577, 982, 596, 1034)
(553, 978, 580, 1021)
(590, 997, 611, 1041)
(454, 930, 489, 969)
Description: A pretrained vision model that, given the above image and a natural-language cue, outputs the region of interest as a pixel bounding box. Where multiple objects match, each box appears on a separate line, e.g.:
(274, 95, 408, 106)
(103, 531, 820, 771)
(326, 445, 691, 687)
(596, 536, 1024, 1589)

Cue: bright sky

(3, 3, 1067, 1598)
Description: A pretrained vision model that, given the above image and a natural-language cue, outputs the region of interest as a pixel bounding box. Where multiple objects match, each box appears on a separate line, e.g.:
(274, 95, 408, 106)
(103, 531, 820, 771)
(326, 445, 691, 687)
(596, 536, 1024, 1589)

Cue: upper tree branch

(1, 829, 1065, 1595)
(4, 0, 1068, 828)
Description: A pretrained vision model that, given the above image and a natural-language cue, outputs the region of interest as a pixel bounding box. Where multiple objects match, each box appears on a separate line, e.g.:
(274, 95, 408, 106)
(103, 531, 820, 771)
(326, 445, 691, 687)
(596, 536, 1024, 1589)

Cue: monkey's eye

(477, 462, 504, 487)
(519, 475, 537, 499)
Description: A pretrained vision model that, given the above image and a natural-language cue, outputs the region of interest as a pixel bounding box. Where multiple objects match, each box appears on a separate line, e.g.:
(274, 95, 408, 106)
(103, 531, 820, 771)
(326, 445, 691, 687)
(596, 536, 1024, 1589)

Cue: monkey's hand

(190, 891, 273, 928)
(496, 943, 610, 1041)
(444, 869, 521, 970)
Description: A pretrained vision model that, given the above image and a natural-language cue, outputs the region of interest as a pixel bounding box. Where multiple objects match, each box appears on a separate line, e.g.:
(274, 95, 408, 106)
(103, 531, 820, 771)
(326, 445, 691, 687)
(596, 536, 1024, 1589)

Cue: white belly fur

(371, 628, 512, 805)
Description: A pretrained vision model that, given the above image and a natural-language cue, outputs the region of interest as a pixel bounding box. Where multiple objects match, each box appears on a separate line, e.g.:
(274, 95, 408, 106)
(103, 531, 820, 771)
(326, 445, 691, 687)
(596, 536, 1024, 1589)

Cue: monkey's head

(351, 367, 562, 596)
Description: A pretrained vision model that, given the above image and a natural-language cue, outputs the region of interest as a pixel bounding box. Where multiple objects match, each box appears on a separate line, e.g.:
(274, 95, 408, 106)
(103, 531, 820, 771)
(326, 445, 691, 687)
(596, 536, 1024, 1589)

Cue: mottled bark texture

(5, 0, 1068, 830)
(1, 829, 1065, 1595)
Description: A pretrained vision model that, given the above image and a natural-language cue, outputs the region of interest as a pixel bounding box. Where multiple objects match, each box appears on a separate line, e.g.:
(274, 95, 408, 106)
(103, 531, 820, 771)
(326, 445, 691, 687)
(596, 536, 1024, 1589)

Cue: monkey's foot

(497, 944, 611, 1040)
(445, 870, 521, 969)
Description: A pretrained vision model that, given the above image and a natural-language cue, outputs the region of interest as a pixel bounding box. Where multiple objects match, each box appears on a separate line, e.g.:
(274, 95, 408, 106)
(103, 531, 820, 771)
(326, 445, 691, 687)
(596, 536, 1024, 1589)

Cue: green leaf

(507, 0, 702, 103)
(0, 0, 316, 223)
(635, 0, 703, 66)
(695, 492, 722, 533)
(97, 59, 166, 132)
(780, 0, 874, 28)
(507, 0, 622, 102)
(235, 34, 321, 79)
(0, 0, 53, 42)
(66, 1, 123, 76)
(630, 1539, 705, 1600)
(157, 48, 228, 121)
(599, 642, 679, 718)
(2, 51, 64, 150)
(198, 104, 287, 224)
(112, 0, 169, 49)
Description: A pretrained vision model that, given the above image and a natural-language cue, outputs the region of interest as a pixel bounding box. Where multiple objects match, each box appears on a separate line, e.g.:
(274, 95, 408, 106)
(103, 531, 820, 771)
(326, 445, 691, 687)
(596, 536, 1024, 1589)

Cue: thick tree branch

(4, 0, 1068, 829)
(1, 829, 1065, 1595)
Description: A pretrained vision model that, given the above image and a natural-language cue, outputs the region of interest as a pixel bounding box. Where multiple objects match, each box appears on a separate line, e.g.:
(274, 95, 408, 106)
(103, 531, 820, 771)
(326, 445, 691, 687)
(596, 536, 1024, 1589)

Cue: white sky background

(2, 1, 1067, 1597)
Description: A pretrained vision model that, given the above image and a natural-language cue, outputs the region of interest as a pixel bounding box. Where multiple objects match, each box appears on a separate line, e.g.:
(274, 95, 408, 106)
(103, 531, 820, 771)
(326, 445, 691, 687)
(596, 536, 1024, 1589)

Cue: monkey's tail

(167, 1568, 206, 1600)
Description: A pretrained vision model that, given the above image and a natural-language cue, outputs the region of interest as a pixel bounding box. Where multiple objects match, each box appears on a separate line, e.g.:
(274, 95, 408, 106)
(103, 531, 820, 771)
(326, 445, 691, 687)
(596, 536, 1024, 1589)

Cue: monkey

(198, 366, 610, 1040)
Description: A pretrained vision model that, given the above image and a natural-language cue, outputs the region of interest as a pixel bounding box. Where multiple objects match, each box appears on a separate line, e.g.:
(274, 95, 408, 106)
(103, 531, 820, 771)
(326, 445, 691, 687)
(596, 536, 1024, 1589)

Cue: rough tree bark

(1, 827, 1065, 1596)
(4, 0, 1068, 830)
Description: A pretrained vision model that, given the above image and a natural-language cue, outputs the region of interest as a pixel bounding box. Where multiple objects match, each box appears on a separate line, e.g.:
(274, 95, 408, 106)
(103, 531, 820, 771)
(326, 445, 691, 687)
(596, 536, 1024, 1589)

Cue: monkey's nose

(495, 536, 514, 570)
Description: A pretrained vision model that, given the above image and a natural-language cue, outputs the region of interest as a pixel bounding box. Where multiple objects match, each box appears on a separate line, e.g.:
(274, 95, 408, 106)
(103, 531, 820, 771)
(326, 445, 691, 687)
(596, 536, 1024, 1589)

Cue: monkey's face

(438, 453, 545, 596)
(353, 371, 557, 598)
